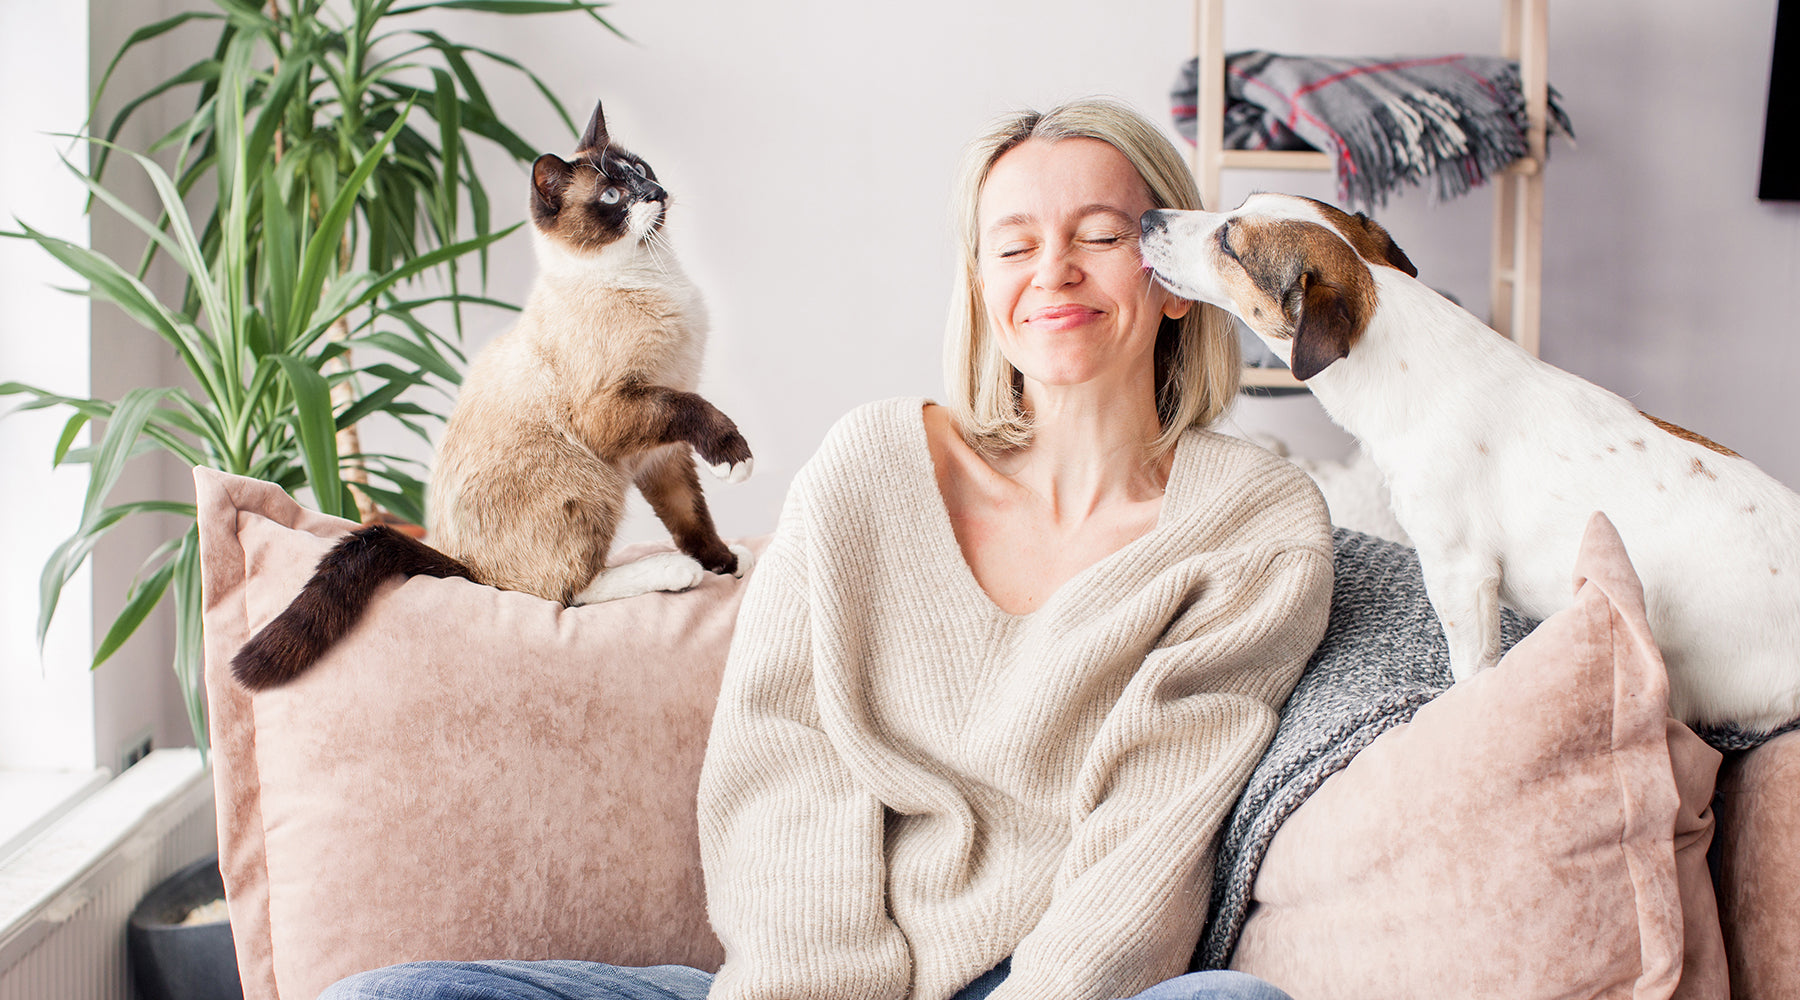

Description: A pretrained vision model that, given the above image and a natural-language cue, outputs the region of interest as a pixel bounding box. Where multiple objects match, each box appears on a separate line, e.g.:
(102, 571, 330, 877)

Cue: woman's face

(976, 137, 1190, 396)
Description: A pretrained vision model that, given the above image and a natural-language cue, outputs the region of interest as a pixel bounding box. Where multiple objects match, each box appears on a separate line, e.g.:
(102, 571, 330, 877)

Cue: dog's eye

(1216, 224, 1239, 261)
(599, 187, 622, 205)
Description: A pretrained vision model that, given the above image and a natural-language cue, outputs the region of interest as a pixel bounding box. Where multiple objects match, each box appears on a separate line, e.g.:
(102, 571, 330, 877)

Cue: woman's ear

(1163, 294, 1193, 320)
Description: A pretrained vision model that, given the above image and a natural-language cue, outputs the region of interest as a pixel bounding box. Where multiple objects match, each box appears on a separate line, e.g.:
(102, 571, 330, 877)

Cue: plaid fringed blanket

(1172, 51, 1574, 209)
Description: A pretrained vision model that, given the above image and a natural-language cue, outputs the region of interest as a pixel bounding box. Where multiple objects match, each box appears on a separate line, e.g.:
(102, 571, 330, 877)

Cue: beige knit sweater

(698, 398, 1333, 1000)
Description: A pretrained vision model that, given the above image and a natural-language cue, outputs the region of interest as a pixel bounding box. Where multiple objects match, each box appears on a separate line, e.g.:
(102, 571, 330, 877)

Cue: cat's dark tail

(232, 525, 475, 691)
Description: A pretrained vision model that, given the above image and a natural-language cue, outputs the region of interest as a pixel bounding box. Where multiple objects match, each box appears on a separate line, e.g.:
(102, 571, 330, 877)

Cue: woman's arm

(697, 505, 912, 1000)
(988, 542, 1334, 1000)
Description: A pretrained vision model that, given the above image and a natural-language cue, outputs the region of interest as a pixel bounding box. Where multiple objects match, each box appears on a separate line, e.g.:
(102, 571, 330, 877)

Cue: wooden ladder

(1187, 0, 1549, 389)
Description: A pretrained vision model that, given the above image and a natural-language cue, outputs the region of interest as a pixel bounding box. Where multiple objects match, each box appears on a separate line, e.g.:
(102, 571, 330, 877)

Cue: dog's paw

(726, 543, 755, 579)
(1446, 650, 1501, 684)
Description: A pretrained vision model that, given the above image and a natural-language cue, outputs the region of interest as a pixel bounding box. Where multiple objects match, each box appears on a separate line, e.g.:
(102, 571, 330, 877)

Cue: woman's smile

(1023, 303, 1104, 330)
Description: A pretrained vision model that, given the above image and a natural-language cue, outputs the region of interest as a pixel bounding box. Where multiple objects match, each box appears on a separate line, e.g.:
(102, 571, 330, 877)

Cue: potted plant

(0, 0, 617, 756)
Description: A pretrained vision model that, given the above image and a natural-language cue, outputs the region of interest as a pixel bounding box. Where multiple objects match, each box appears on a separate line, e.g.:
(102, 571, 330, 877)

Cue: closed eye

(1216, 222, 1239, 262)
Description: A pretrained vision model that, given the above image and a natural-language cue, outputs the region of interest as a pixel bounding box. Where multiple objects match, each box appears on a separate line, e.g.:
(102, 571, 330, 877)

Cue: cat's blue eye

(599, 187, 622, 205)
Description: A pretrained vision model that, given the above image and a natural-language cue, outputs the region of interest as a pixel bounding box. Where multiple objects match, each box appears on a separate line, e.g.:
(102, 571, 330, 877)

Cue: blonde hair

(943, 97, 1239, 456)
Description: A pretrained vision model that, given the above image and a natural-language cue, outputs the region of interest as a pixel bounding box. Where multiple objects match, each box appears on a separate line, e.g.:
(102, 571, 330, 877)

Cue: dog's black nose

(1140, 210, 1168, 237)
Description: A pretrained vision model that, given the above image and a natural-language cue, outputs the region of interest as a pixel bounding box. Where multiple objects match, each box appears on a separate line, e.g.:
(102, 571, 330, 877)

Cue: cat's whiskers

(642, 229, 677, 277)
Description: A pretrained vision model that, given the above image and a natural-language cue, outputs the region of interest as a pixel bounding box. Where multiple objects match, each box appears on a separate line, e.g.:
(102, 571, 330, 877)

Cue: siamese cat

(233, 99, 753, 691)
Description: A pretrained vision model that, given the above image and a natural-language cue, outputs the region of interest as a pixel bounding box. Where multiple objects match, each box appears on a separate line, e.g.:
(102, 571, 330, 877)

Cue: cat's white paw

(571, 552, 706, 605)
(728, 543, 755, 579)
(702, 455, 753, 484)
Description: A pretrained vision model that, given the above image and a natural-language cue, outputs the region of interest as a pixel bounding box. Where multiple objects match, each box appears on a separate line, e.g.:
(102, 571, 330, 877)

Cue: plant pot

(127, 853, 243, 1000)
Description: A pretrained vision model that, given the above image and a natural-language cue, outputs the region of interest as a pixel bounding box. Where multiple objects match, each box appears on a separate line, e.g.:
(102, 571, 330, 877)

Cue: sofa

(194, 466, 1800, 1000)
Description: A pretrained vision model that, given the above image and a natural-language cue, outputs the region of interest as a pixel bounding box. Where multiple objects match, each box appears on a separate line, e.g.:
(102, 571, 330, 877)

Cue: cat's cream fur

(230, 99, 752, 689)
(427, 100, 752, 605)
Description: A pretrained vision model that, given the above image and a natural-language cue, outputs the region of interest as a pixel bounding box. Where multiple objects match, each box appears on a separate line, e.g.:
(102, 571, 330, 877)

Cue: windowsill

(0, 768, 110, 867)
(0, 749, 208, 954)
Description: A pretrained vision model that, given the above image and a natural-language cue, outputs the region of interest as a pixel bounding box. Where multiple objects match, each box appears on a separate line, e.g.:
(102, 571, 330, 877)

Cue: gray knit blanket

(1171, 51, 1575, 209)
(1194, 528, 1536, 969)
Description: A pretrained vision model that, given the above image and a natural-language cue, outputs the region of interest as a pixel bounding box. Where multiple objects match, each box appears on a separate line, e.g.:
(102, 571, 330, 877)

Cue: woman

(324, 97, 1331, 1000)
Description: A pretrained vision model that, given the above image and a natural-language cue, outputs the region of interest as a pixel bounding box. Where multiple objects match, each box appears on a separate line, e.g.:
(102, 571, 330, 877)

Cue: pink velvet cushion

(1230, 513, 1728, 999)
(196, 468, 749, 1000)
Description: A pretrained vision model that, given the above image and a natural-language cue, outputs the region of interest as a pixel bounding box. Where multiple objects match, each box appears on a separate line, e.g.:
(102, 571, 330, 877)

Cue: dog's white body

(1140, 193, 1800, 729)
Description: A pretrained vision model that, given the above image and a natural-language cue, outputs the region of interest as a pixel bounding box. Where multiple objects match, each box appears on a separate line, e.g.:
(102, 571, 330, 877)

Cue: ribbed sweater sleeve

(985, 545, 1331, 1000)
(697, 485, 913, 1000)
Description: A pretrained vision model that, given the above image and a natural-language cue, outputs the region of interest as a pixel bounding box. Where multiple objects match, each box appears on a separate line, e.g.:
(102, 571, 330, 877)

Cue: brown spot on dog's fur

(1302, 198, 1419, 276)
(1476, 442, 1489, 455)
(1656, 482, 1667, 492)
(1631, 440, 1647, 451)
(1227, 217, 1378, 379)
(1607, 445, 1618, 454)
(1399, 359, 1410, 372)
(1745, 504, 1758, 514)
(1642, 411, 1741, 458)
(1691, 457, 1718, 481)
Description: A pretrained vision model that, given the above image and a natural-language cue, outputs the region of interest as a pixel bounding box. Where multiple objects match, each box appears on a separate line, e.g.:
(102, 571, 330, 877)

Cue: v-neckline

(904, 400, 1192, 622)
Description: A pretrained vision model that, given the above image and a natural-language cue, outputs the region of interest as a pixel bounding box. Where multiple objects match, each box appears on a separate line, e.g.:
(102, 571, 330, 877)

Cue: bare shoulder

(920, 402, 1006, 510)
(921, 402, 972, 477)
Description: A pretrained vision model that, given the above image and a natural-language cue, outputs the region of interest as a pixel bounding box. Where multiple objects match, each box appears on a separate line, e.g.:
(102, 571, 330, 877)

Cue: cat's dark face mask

(529, 99, 667, 250)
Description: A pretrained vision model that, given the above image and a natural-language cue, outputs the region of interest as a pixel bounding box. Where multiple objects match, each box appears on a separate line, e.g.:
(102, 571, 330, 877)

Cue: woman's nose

(1031, 247, 1080, 289)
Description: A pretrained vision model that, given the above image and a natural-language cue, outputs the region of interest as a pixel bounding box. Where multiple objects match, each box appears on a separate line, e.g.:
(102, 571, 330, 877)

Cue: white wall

(82, 0, 203, 772)
(14, 1, 1795, 752)
(387, 0, 1798, 551)
(0, 1, 97, 771)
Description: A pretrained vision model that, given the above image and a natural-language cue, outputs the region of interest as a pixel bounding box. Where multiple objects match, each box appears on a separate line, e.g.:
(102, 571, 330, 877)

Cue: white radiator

(0, 750, 219, 1000)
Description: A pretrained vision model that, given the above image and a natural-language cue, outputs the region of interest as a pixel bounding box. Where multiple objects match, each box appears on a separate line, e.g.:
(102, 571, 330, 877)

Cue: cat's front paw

(726, 543, 755, 579)
(706, 455, 753, 484)
(694, 427, 753, 483)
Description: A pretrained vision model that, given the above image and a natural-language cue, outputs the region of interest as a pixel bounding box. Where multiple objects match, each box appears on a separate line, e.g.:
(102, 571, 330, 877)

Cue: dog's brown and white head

(1138, 193, 1417, 380)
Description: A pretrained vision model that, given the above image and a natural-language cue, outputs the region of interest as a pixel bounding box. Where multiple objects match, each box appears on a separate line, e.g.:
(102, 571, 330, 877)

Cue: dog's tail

(232, 525, 475, 691)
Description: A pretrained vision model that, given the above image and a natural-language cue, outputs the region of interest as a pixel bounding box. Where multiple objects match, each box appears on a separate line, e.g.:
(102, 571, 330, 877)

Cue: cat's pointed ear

(532, 154, 574, 218)
(578, 100, 608, 151)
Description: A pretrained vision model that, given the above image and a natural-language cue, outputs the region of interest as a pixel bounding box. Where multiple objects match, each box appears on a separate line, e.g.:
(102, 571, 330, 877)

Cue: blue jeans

(319, 958, 1293, 1000)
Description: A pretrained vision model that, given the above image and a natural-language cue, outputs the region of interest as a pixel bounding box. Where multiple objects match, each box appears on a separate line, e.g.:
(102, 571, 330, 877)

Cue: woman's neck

(996, 381, 1170, 523)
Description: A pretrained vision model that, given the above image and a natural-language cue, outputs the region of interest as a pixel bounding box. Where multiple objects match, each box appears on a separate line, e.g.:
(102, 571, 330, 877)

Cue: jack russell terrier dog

(1139, 192, 1800, 731)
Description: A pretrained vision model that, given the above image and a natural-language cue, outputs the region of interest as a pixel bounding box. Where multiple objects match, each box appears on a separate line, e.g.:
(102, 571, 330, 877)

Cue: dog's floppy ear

(1287, 271, 1365, 380)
